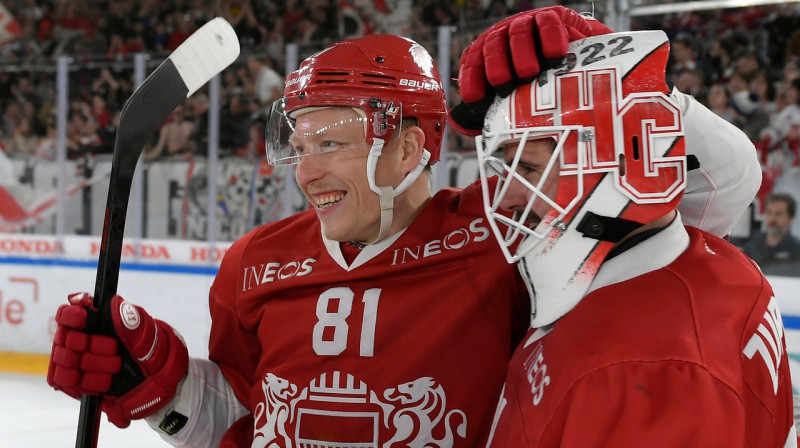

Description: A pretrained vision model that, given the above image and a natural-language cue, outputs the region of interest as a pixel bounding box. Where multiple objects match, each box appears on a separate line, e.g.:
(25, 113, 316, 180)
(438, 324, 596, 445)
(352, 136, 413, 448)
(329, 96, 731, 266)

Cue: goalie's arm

(674, 89, 761, 238)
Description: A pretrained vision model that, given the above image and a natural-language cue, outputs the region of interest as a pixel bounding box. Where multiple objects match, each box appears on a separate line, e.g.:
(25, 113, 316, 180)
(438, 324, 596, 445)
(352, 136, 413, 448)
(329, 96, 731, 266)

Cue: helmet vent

(313, 71, 396, 87)
(360, 72, 396, 87)
(362, 81, 395, 87)
(314, 70, 350, 85)
(361, 72, 394, 80)
(317, 71, 350, 77)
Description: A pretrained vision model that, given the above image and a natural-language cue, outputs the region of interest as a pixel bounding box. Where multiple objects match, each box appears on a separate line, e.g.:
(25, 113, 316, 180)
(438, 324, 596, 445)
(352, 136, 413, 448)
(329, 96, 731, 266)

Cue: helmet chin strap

(365, 138, 431, 244)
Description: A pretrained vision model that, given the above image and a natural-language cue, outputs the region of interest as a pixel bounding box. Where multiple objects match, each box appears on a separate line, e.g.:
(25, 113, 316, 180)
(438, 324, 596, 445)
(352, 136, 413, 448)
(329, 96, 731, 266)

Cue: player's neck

(340, 241, 363, 263)
(612, 210, 677, 249)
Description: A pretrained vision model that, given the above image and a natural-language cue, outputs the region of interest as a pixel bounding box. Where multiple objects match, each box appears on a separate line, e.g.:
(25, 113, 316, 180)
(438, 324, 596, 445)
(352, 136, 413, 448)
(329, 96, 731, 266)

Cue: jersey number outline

(313, 287, 381, 357)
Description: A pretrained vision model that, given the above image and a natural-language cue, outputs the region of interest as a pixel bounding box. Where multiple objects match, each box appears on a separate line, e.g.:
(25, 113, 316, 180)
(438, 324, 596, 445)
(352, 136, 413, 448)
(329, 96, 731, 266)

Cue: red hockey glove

(47, 293, 188, 428)
(449, 6, 614, 136)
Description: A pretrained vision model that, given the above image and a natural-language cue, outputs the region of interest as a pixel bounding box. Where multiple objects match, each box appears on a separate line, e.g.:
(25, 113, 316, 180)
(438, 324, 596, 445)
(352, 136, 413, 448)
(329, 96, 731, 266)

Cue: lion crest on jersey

(253, 373, 304, 446)
(383, 377, 467, 446)
(251, 371, 467, 447)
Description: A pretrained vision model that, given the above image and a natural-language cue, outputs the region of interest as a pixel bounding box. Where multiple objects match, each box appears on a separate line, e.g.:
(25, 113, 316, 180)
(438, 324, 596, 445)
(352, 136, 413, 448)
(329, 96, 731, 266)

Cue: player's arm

(153, 234, 264, 446)
(674, 89, 761, 237)
(546, 362, 744, 446)
(144, 358, 249, 447)
(147, 238, 257, 447)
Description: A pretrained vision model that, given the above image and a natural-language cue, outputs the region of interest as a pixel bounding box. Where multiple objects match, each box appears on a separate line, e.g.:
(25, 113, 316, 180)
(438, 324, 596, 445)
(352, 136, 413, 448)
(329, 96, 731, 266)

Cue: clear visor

(476, 126, 586, 263)
(266, 94, 403, 165)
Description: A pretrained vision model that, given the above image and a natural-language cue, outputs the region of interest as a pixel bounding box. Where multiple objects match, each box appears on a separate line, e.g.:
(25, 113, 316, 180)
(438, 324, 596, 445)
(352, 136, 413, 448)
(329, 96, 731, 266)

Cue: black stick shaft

(76, 400, 102, 448)
(75, 59, 188, 448)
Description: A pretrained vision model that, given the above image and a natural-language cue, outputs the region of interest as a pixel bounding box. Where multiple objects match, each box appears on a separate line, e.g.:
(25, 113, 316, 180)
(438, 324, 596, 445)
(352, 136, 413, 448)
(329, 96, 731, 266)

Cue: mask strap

(575, 212, 643, 243)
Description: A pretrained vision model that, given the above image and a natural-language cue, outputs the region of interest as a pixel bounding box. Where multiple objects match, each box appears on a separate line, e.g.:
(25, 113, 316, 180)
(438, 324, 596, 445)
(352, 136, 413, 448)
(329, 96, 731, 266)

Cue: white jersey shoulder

(673, 89, 761, 237)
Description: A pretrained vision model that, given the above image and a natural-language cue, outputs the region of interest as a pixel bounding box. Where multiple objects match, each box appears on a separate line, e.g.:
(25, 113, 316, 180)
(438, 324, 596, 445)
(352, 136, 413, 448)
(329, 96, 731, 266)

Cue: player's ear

(398, 125, 426, 175)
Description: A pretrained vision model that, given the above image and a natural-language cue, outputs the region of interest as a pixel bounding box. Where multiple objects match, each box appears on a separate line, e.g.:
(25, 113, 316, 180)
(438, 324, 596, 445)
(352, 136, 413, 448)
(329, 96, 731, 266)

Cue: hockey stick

(76, 18, 239, 448)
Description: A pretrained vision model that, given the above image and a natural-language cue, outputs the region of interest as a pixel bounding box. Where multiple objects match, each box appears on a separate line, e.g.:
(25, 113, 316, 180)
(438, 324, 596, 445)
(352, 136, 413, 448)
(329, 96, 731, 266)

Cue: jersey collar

(322, 227, 407, 271)
(586, 212, 690, 295)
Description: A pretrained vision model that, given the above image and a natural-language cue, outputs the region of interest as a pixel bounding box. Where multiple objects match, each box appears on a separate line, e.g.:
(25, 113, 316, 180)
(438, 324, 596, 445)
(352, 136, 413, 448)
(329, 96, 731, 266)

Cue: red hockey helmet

(476, 30, 686, 326)
(267, 34, 446, 165)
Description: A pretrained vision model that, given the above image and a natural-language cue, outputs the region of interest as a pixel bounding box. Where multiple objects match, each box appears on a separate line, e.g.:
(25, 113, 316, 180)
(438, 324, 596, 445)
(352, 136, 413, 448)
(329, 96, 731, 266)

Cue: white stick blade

(169, 17, 240, 97)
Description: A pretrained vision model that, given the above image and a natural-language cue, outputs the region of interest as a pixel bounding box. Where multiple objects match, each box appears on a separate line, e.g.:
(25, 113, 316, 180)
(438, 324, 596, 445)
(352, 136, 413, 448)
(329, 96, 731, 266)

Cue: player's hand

(449, 6, 614, 136)
(47, 293, 188, 428)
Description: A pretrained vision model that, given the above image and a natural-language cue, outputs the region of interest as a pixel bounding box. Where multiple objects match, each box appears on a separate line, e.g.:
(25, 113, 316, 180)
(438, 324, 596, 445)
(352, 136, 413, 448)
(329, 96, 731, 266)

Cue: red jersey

(208, 182, 529, 447)
(488, 224, 795, 447)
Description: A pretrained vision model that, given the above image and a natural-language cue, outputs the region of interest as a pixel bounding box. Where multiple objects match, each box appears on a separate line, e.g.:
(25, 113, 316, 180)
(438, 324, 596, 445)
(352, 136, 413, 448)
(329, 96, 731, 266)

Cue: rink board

(1, 233, 800, 398)
(0, 234, 227, 364)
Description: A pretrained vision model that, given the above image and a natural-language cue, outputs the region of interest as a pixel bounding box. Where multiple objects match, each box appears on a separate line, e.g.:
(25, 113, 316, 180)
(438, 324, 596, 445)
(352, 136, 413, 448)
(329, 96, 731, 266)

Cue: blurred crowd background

(0, 0, 530, 163)
(0, 0, 799, 266)
(0, 1, 795, 162)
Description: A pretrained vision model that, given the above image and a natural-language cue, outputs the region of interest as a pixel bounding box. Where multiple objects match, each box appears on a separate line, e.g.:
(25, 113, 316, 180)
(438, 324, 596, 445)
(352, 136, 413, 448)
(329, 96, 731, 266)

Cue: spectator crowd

(633, 4, 800, 267)
(0, 0, 537, 162)
(0, 0, 799, 268)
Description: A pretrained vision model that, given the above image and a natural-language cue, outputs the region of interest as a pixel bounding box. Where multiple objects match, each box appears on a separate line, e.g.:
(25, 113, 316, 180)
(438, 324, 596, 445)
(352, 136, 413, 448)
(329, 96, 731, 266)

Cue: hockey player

(48, 10, 765, 448)
(49, 33, 530, 448)
(473, 29, 796, 446)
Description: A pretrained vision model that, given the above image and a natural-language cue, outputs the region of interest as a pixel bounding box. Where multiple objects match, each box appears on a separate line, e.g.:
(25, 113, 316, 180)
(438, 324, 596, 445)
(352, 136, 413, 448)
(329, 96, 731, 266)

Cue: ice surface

(0, 373, 168, 447)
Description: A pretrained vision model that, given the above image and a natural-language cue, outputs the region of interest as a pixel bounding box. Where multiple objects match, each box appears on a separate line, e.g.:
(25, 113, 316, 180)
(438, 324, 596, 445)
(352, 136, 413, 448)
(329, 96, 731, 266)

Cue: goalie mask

(476, 30, 686, 327)
(266, 34, 446, 243)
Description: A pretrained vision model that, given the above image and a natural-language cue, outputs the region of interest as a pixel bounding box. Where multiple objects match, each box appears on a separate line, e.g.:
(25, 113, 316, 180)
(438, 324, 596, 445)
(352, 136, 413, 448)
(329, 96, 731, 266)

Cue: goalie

(471, 29, 795, 447)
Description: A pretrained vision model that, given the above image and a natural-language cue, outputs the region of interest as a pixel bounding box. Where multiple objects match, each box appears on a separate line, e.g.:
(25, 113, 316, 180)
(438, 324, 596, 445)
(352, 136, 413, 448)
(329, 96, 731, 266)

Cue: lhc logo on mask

(520, 66, 685, 204)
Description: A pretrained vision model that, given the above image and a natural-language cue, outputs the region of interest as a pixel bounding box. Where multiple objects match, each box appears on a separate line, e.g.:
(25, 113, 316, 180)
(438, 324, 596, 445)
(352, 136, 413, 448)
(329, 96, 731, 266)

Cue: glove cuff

(586, 16, 614, 35)
(103, 320, 189, 427)
(448, 97, 494, 137)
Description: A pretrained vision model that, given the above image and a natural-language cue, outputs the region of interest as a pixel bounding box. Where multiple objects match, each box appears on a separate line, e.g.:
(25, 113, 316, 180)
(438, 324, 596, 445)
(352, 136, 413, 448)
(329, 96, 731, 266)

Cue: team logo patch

(158, 409, 189, 436)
